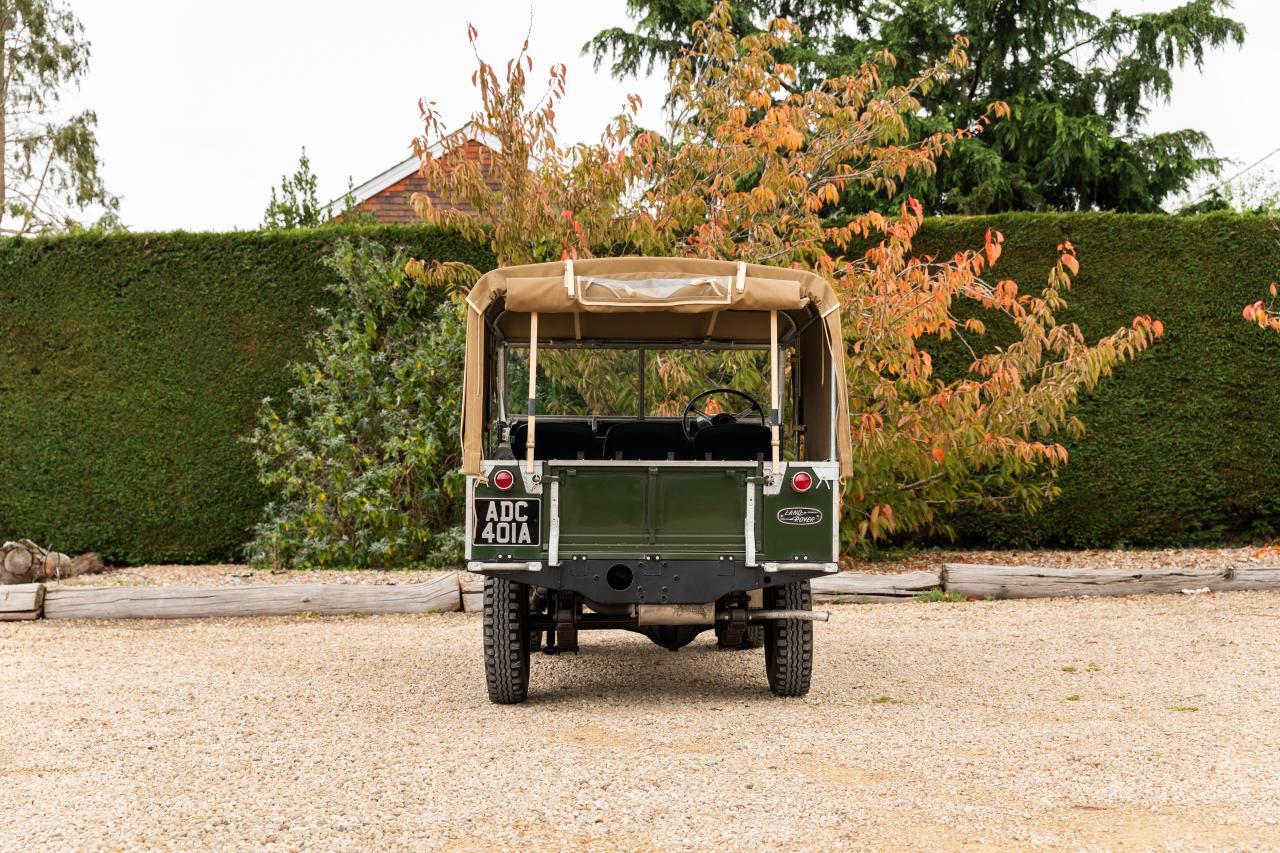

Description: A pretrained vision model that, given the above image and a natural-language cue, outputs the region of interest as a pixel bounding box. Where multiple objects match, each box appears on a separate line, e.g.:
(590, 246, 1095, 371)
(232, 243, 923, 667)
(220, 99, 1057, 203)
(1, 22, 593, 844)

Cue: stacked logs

(0, 539, 104, 585)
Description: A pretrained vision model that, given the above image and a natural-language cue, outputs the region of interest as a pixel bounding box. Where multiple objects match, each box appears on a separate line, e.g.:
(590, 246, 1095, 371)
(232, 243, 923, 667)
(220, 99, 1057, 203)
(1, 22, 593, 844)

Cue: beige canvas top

(461, 256, 853, 478)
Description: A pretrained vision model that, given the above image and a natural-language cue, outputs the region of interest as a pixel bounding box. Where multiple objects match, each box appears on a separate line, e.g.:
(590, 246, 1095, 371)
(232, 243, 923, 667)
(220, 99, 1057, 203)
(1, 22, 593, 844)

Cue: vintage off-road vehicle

(461, 257, 852, 703)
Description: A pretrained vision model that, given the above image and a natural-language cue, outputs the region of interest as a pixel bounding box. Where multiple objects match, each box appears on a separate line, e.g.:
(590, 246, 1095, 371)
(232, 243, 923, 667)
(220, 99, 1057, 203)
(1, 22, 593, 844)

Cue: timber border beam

(2, 565, 1278, 621)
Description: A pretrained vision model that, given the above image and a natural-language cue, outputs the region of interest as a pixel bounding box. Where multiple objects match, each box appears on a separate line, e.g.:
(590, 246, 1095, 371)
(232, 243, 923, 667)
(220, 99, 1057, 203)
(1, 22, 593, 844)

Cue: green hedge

(912, 212, 1280, 547)
(0, 227, 492, 563)
(1, 214, 1277, 562)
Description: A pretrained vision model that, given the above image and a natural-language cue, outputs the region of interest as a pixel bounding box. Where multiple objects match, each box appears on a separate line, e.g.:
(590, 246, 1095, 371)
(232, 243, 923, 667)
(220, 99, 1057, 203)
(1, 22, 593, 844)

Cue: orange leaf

(983, 228, 1003, 266)
(932, 446, 945, 464)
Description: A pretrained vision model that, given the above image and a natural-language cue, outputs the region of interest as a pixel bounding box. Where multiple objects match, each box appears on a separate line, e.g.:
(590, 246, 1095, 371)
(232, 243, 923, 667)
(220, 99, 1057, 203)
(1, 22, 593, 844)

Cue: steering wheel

(681, 387, 767, 441)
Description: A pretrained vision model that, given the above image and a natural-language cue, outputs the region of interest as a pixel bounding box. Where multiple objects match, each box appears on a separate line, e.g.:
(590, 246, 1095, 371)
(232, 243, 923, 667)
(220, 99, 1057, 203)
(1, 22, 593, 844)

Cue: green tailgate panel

(557, 465, 748, 556)
(653, 469, 746, 543)
(558, 469, 648, 543)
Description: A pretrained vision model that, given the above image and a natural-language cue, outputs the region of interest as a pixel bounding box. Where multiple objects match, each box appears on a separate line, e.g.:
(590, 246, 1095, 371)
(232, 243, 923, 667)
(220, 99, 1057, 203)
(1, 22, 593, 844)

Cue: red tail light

(790, 471, 812, 492)
(493, 469, 515, 490)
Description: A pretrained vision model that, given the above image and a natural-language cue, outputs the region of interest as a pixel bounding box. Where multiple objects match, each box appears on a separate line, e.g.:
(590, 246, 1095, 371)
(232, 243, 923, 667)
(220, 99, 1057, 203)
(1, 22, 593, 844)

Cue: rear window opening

(502, 347, 786, 419)
(496, 346, 799, 463)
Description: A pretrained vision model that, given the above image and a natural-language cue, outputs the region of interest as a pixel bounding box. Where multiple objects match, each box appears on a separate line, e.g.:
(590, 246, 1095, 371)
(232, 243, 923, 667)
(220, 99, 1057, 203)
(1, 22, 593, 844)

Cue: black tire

(764, 580, 813, 697)
(484, 576, 530, 704)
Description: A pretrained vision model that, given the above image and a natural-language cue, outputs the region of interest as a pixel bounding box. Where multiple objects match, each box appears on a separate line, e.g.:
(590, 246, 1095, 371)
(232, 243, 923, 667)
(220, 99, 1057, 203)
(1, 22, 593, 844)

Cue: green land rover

(460, 257, 852, 703)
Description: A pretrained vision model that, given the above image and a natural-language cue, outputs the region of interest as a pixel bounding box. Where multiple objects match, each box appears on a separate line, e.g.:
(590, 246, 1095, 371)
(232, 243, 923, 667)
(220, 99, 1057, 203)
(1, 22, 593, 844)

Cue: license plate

(473, 498, 541, 546)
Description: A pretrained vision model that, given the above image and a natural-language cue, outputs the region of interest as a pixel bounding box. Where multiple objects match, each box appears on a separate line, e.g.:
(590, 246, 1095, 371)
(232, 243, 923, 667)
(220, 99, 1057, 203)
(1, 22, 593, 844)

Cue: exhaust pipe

(635, 604, 832, 626)
(717, 609, 831, 622)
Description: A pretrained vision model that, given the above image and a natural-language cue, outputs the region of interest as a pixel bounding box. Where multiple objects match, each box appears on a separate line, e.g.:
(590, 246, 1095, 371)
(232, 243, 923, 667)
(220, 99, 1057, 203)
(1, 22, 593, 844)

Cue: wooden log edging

(1209, 567, 1280, 592)
(942, 564, 1280, 599)
(460, 572, 485, 613)
(811, 570, 941, 603)
(4, 564, 1280, 623)
(0, 582, 44, 620)
(42, 573, 459, 621)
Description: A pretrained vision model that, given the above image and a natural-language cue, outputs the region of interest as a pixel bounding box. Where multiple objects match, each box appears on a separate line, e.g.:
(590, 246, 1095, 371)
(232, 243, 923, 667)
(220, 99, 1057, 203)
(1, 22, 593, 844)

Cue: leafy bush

(247, 238, 466, 568)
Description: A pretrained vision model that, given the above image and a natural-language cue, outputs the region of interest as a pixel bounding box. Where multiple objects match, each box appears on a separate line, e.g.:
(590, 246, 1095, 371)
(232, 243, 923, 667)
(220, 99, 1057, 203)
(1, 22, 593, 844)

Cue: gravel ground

(48, 545, 1280, 588)
(3, 593, 1279, 851)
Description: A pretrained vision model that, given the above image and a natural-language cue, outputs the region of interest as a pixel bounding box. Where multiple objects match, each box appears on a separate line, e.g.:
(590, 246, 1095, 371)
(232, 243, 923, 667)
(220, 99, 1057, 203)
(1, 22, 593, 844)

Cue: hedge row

(0, 227, 492, 563)
(0, 214, 1276, 562)
(915, 212, 1280, 547)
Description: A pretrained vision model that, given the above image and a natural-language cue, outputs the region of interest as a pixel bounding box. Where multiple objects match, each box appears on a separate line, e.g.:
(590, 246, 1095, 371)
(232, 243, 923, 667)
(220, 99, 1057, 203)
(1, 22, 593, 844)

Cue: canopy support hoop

(638, 348, 647, 420)
(526, 311, 539, 475)
(770, 310, 781, 473)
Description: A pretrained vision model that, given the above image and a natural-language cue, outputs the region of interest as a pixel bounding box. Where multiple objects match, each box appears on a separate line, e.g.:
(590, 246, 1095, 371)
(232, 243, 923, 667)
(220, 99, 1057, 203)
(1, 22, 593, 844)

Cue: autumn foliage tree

(410, 2, 1162, 549)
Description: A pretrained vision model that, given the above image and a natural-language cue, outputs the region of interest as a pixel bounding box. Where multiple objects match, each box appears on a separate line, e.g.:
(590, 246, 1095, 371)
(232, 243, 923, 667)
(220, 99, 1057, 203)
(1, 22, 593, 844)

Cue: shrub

(247, 238, 466, 568)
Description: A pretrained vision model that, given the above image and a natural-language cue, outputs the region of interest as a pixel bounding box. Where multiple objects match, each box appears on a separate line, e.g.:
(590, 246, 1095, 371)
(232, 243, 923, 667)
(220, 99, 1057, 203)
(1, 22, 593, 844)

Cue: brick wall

(358, 139, 499, 224)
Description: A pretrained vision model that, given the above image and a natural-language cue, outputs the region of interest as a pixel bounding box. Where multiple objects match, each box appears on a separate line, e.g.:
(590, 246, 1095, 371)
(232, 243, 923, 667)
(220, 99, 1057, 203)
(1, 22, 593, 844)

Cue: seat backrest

(603, 421, 691, 460)
(510, 421, 599, 461)
(691, 423, 770, 461)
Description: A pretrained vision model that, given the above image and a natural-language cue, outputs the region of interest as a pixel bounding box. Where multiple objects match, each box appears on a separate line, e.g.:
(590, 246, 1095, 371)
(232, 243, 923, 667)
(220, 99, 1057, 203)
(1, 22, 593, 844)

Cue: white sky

(68, 0, 1277, 231)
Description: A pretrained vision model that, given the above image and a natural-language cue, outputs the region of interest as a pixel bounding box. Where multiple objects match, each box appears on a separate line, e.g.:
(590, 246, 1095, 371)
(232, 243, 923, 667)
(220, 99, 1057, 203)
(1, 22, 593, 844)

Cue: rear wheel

(483, 576, 530, 704)
(764, 580, 813, 697)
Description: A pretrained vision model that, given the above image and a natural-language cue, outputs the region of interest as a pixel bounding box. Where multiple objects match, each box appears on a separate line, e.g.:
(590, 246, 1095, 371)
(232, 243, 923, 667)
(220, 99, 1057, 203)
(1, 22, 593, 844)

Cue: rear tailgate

(551, 461, 753, 559)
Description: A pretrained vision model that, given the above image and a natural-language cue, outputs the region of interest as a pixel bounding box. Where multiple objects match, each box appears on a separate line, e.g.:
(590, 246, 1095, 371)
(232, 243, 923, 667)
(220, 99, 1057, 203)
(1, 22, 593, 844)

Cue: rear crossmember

(467, 557, 835, 605)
